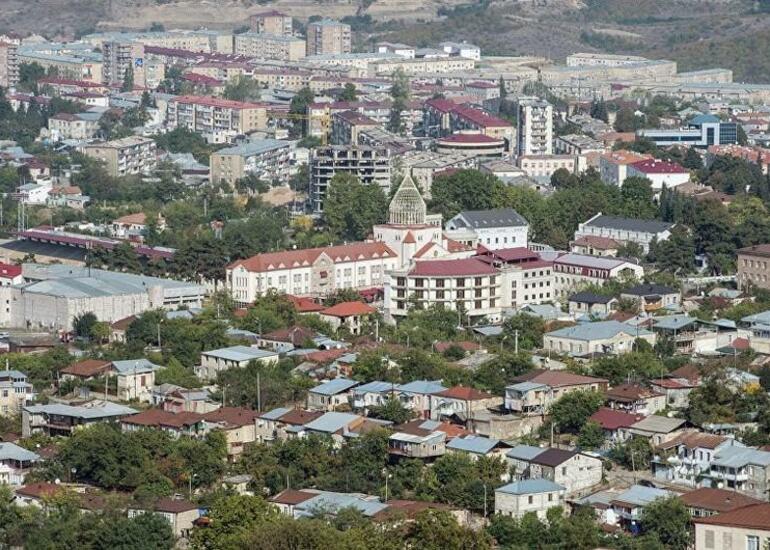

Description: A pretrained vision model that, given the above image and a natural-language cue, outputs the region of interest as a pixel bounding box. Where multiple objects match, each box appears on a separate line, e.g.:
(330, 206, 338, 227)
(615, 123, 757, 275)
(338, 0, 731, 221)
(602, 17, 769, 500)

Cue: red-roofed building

(319, 301, 376, 335)
(694, 502, 770, 548)
(0, 262, 22, 286)
(286, 295, 325, 314)
(436, 132, 506, 157)
(627, 158, 690, 191)
(227, 241, 398, 304)
(424, 98, 514, 152)
(167, 95, 269, 142)
(202, 407, 260, 460)
(570, 235, 620, 257)
(120, 408, 205, 437)
(430, 385, 502, 420)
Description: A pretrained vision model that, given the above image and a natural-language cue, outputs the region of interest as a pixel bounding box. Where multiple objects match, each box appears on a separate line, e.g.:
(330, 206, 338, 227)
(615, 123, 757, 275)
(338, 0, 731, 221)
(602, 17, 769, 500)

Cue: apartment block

(306, 20, 351, 56)
(234, 32, 306, 62)
(517, 97, 553, 157)
(210, 139, 294, 186)
(82, 136, 157, 177)
(103, 41, 146, 87)
(517, 155, 586, 178)
(0, 41, 19, 88)
(249, 10, 293, 35)
(737, 245, 770, 291)
(227, 242, 398, 303)
(309, 146, 391, 213)
(166, 95, 268, 143)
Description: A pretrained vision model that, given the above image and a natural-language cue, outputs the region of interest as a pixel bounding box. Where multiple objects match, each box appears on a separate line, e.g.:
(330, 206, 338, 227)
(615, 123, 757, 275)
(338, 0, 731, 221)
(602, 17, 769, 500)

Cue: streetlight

(188, 472, 198, 500)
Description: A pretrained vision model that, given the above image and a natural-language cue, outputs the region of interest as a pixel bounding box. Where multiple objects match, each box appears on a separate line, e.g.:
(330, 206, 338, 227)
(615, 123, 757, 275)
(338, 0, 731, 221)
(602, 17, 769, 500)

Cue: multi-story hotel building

(166, 95, 268, 143)
(552, 253, 644, 297)
(226, 242, 398, 304)
(82, 136, 157, 177)
(210, 139, 294, 186)
(0, 41, 19, 88)
(738, 245, 770, 291)
(249, 10, 293, 35)
(234, 32, 306, 62)
(384, 258, 502, 324)
(306, 20, 351, 56)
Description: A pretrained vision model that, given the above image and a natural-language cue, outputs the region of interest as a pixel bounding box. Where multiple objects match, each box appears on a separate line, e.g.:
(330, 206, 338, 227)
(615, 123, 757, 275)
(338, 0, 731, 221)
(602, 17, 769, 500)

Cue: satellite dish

(54, 478, 61, 484)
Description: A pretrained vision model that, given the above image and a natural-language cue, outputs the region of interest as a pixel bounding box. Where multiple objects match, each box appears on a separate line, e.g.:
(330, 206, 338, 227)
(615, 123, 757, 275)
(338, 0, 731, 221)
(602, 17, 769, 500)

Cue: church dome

(388, 174, 426, 225)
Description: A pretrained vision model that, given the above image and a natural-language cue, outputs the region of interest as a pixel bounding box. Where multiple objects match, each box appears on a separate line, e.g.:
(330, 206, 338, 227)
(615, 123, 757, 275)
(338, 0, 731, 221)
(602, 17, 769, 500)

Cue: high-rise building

(306, 20, 351, 56)
(234, 32, 306, 62)
(103, 41, 146, 88)
(516, 97, 553, 157)
(309, 146, 391, 213)
(0, 41, 19, 89)
(249, 10, 293, 35)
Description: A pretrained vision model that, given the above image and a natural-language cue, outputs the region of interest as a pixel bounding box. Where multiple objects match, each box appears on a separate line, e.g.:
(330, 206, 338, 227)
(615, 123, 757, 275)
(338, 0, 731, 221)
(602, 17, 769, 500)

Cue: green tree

(549, 390, 604, 434)
(649, 226, 696, 275)
(94, 512, 174, 550)
(224, 75, 262, 102)
(502, 313, 545, 351)
(640, 497, 692, 550)
(289, 87, 315, 137)
(405, 509, 492, 550)
(429, 169, 504, 219)
(339, 82, 357, 101)
(590, 100, 609, 123)
(577, 420, 605, 450)
(368, 397, 413, 424)
(73, 312, 98, 339)
(323, 173, 388, 241)
(190, 494, 279, 549)
(121, 66, 135, 92)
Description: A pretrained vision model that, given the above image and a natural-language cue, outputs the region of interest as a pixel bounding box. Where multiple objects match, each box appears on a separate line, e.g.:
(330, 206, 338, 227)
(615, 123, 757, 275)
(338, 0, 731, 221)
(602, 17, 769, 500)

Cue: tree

(323, 173, 388, 241)
(369, 397, 413, 424)
(406, 509, 492, 550)
(683, 147, 703, 170)
(94, 513, 174, 550)
(73, 312, 98, 339)
(190, 494, 279, 549)
(429, 169, 505, 220)
(549, 390, 604, 434)
(224, 75, 261, 102)
(502, 313, 545, 351)
(90, 321, 111, 344)
(289, 87, 315, 137)
(388, 68, 410, 135)
(590, 100, 608, 123)
(121, 66, 135, 92)
(577, 420, 605, 450)
(649, 226, 696, 275)
(610, 436, 652, 470)
(640, 497, 692, 550)
(339, 82, 357, 101)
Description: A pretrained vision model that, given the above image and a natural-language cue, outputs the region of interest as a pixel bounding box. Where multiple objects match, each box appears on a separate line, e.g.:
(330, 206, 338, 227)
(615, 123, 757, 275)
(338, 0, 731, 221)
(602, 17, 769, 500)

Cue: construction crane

(267, 110, 331, 145)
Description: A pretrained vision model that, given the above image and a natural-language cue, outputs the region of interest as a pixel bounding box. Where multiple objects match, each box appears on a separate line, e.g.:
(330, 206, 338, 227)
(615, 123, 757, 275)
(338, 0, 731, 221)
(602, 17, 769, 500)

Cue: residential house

(653, 431, 744, 487)
(707, 446, 770, 499)
(396, 380, 447, 419)
(259, 326, 320, 352)
(307, 378, 359, 411)
(605, 384, 666, 415)
(620, 284, 681, 313)
(505, 370, 608, 414)
(120, 408, 205, 439)
(388, 420, 447, 459)
(587, 408, 644, 448)
(350, 381, 395, 413)
(506, 445, 546, 479)
(300, 411, 368, 445)
(738, 244, 770, 291)
(567, 292, 618, 318)
(111, 359, 160, 402)
(650, 364, 702, 409)
(429, 386, 502, 420)
(543, 320, 655, 357)
(256, 408, 323, 442)
(202, 407, 260, 460)
(527, 448, 603, 496)
(0, 263, 22, 286)
(625, 415, 687, 446)
(0, 442, 39, 485)
(160, 387, 221, 414)
(447, 435, 510, 461)
(199, 346, 279, 380)
(570, 235, 620, 257)
(0, 370, 35, 416)
(574, 214, 674, 254)
(626, 158, 691, 191)
(609, 485, 675, 531)
(693, 503, 770, 550)
(494, 479, 566, 519)
(128, 498, 201, 538)
(22, 401, 137, 437)
(681, 487, 763, 518)
(318, 301, 376, 335)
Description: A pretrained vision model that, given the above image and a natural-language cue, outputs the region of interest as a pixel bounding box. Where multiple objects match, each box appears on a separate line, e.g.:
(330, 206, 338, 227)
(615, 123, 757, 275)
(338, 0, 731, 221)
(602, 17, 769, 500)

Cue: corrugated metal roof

(304, 412, 360, 433)
(201, 346, 278, 362)
(612, 485, 672, 507)
(111, 359, 160, 374)
(25, 402, 137, 419)
(310, 378, 358, 396)
(496, 479, 564, 495)
(446, 435, 500, 455)
(353, 381, 394, 394)
(546, 320, 650, 342)
(506, 444, 545, 461)
(396, 380, 446, 395)
(0, 442, 40, 462)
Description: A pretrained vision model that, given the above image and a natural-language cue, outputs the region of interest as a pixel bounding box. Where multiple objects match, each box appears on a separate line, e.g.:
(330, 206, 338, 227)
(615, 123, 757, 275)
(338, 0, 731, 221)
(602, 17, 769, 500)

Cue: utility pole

(483, 484, 487, 518)
(514, 329, 519, 354)
(256, 371, 261, 412)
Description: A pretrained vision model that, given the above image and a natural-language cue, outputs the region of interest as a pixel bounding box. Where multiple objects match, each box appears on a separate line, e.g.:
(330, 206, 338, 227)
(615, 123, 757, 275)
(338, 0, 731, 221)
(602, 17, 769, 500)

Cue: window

(548, 493, 553, 502)
(704, 530, 715, 549)
(528, 495, 533, 504)
(747, 535, 759, 550)
(436, 279, 445, 288)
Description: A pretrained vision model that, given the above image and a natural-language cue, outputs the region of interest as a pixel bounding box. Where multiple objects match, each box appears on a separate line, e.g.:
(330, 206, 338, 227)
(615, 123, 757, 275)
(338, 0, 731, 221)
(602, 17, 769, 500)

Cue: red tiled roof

(275, 409, 323, 425)
(0, 262, 21, 279)
(434, 341, 480, 353)
(513, 369, 608, 388)
(270, 489, 316, 505)
(572, 235, 620, 250)
(658, 431, 728, 451)
(171, 95, 268, 109)
(588, 407, 644, 430)
(444, 237, 473, 253)
(650, 377, 689, 389)
(403, 231, 416, 244)
(605, 383, 663, 402)
(61, 359, 111, 377)
(410, 258, 496, 277)
(286, 295, 325, 313)
(182, 72, 224, 86)
(122, 409, 204, 429)
(320, 301, 375, 318)
(434, 385, 495, 400)
(630, 158, 689, 174)
(203, 407, 260, 428)
(153, 497, 199, 513)
(438, 133, 503, 144)
(262, 326, 318, 345)
(305, 348, 348, 364)
(229, 242, 396, 272)
(16, 483, 61, 499)
(693, 503, 770, 530)
(680, 488, 763, 514)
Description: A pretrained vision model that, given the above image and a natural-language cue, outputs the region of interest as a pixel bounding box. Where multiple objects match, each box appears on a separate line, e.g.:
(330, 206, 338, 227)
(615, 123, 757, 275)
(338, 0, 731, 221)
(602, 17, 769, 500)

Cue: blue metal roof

(496, 479, 564, 495)
(742, 310, 770, 326)
(614, 485, 672, 506)
(396, 380, 446, 395)
(304, 412, 360, 433)
(295, 491, 388, 517)
(506, 445, 545, 461)
(310, 378, 358, 396)
(260, 407, 292, 421)
(447, 435, 500, 455)
(712, 446, 770, 468)
(546, 320, 650, 341)
(506, 381, 547, 393)
(652, 315, 696, 331)
(0, 442, 39, 462)
(202, 346, 278, 362)
(353, 381, 394, 394)
(111, 359, 160, 374)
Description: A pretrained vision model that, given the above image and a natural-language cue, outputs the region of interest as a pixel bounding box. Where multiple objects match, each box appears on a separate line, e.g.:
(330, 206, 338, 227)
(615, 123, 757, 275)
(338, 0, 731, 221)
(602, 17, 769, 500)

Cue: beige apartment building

(210, 139, 293, 186)
(249, 10, 293, 35)
(103, 41, 146, 87)
(234, 32, 306, 62)
(738, 245, 770, 291)
(166, 95, 268, 143)
(0, 41, 19, 88)
(306, 20, 351, 55)
(82, 136, 157, 177)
